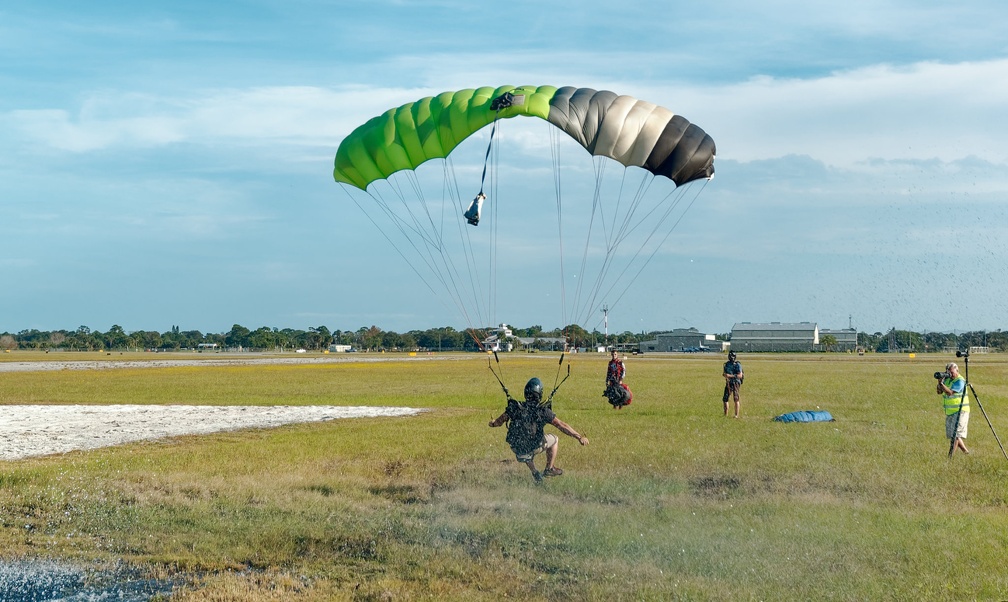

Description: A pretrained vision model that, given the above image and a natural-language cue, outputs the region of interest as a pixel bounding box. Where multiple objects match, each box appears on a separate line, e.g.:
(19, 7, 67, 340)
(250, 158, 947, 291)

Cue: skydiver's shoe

(543, 467, 563, 477)
(532, 471, 543, 483)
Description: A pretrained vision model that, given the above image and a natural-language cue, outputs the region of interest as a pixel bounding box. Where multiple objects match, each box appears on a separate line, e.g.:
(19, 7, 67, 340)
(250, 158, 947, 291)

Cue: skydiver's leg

(544, 436, 559, 470)
(523, 459, 542, 481)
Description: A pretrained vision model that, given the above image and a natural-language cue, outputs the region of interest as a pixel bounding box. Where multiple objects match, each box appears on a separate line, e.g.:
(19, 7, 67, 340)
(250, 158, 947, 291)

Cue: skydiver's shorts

(946, 412, 969, 440)
(515, 434, 558, 462)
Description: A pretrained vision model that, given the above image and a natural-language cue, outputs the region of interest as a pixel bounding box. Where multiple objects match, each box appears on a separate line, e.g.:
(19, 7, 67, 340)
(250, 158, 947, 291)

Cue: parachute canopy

(773, 410, 835, 423)
(333, 85, 715, 190)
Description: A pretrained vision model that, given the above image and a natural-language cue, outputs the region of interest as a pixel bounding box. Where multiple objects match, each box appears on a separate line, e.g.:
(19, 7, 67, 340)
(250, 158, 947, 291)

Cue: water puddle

(0, 559, 176, 601)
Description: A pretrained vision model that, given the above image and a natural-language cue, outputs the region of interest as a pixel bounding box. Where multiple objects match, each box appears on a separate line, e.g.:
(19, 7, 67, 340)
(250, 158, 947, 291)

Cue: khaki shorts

(946, 412, 969, 440)
(515, 433, 559, 462)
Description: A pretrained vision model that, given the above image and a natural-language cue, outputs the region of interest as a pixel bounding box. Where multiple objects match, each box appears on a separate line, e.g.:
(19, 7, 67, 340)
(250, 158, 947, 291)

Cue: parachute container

(464, 192, 485, 226)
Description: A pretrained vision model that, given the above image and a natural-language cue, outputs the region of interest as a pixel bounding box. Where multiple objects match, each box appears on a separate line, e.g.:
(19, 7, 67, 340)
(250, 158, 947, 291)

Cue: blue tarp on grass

(773, 410, 834, 423)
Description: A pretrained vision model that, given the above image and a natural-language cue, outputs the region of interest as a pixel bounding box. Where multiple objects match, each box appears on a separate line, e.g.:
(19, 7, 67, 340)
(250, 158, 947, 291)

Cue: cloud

(676, 59, 1008, 167)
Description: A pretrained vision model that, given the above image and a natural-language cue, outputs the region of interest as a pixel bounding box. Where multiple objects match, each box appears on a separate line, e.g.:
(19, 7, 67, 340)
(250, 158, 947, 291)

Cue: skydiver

(603, 349, 632, 408)
(489, 377, 589, 482)
(722, 351, 744, 418)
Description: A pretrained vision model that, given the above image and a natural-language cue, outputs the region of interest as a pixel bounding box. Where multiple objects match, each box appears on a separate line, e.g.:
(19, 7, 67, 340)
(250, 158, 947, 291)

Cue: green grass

(1, 351, 1007, 600)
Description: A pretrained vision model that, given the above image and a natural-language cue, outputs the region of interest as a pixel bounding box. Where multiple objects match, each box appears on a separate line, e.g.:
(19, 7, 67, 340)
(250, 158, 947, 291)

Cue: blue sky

(3, 1, 1008, 337)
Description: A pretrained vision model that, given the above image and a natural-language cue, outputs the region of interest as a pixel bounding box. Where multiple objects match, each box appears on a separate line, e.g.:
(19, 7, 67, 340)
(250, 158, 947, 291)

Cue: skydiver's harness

(488, 351, 569, 458)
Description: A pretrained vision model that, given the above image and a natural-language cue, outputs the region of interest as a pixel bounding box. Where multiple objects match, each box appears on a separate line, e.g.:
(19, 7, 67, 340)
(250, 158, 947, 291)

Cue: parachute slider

(464, 192, 485, 226)
(490, 92, 523, 111)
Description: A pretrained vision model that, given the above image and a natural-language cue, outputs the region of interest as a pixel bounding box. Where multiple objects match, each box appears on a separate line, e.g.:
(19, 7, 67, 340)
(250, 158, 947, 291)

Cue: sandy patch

(0, 405, 422, 461)
(0, 356, 432, 461)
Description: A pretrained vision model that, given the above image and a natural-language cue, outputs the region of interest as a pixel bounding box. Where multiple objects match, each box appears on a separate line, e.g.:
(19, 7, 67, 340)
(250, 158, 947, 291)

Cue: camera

(934, 370, 951, 380)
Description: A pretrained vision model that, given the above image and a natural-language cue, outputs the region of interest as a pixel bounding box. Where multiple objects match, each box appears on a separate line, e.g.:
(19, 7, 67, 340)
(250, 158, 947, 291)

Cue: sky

(3, 1, 1008, 337)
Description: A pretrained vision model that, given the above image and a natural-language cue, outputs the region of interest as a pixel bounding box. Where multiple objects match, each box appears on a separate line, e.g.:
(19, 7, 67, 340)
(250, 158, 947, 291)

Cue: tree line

(0, 323, 643, 353)
(1, 324, 1003, 354)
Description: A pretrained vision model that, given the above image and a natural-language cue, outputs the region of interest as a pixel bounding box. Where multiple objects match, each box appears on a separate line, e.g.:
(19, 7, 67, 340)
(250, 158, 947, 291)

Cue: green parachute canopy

(333, 85, 715, 190)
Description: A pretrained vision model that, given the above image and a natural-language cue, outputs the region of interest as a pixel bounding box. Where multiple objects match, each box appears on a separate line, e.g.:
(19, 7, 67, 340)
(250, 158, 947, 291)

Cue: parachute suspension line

(442, 158, 490, 335)
(348, 157, 487, 348)
(567, 157, 610, 329)
(359, 170, 486, 344)
(487, 120, 503, 330)
(488, 350, 510, 399)
(575, 167, 652, 324)
(340, 185, 443, 304)
(589, 178, 711, 329)
(547, 353, 570, 403)
(390, 171, 480, 328)
(548, 125, 570, 342)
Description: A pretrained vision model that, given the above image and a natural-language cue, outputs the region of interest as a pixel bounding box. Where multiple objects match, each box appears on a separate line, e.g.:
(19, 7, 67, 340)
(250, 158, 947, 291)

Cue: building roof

(732, 322, 818, 332)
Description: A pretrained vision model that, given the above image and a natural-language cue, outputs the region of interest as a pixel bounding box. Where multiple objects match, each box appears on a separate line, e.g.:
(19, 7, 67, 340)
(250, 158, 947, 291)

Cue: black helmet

(728, 351, 737, 361)
(524, 377, 543, 402)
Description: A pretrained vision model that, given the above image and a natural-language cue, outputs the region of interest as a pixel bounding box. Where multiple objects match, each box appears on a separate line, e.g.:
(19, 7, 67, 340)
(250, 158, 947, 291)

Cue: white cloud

(676, 59, 1008, 167)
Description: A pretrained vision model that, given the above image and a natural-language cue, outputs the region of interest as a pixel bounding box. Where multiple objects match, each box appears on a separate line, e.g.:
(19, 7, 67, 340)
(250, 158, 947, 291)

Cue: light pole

(601, 304, 609, 348)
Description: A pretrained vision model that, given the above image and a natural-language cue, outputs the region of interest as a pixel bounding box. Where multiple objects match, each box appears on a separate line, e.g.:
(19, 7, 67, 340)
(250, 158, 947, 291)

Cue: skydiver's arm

(551, 417, 588, 446)
(488, 411, 508, 428)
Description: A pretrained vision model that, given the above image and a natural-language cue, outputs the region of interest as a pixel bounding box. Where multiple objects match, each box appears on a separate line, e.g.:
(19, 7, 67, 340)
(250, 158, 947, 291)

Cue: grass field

(1, 351, 1006, 600)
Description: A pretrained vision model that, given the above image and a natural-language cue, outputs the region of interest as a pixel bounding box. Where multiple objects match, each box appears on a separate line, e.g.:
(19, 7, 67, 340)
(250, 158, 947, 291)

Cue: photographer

(936, 362, 970, 456)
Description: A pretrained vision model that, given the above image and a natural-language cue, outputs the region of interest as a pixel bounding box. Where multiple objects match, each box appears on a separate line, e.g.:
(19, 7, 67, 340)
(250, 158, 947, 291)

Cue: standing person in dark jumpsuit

(722, 351, 744, 418)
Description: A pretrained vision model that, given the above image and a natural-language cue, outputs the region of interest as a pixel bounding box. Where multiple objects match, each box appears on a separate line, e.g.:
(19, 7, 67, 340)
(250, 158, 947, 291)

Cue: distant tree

(249, 326, 277, 350)
(360, 326, 383, 351)
(133, 330, 161, 350)
(17, 329, 45, 349)
(439, 327, 465, 350)
(561, 324, 590, 349)
(308, 326, 331, 350)
(0, 334, 16, 351)
(178, 330, 205, 350)
(511, 325, 543, 338)
(104, 325, 129, 350)
(225, 324, 251, 349)
(49, 331, 67, 350)
(398, 331, 417, 351)
(381, 330, 403, 351)
(820, 334, 838, 352)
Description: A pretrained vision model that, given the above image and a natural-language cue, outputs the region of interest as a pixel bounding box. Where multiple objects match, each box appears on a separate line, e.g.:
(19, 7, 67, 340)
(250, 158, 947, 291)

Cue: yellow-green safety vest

(942, 376, 969, 416)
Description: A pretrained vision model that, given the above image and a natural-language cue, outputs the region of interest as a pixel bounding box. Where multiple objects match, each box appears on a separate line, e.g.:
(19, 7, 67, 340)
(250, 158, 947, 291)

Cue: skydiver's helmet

(728, 351, 737, 361)
(524, 377, 543, 403)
